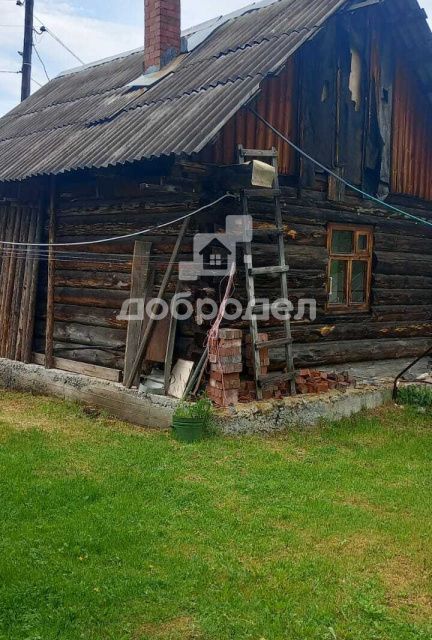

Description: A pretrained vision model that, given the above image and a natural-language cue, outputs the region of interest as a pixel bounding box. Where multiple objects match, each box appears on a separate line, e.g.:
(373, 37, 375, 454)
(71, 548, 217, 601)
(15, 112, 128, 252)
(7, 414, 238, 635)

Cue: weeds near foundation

(397, 385, 432, 410)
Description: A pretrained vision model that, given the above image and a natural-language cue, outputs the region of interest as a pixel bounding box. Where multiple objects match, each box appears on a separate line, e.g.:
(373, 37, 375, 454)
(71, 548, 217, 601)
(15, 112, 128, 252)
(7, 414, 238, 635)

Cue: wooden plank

(272, 153, 296, 396)
(45, 179, 56, 369)
(164, 282, 180, 394)
(33, 353, 122, 382)
(16, 207, 41, 362)
(7, 207, 28, 359)
(123, 241, 152, 387)
(1, 206, 22, 356)
(124, 218, 190, 389)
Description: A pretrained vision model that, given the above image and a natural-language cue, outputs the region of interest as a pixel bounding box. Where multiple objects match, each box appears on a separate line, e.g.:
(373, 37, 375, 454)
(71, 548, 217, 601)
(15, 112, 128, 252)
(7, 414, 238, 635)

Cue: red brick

(210, 371, 240, 384)
(207, 387, 239, 406)
(315, 382, 329, 393)
(209, 354, 242, 365)
(208, 346, 242, 358)
(209, 377, 241, 391)
(218, 339, 242, 348)
(218, 328, 242, 340)
(210, 363, 243, 374)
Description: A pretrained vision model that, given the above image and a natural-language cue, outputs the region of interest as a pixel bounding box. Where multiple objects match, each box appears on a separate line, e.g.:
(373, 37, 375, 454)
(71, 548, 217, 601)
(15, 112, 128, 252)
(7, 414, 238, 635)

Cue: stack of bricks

(207, 329, 243, 407)
(245, 334, 270, 376)
(295, 369, 356, 395)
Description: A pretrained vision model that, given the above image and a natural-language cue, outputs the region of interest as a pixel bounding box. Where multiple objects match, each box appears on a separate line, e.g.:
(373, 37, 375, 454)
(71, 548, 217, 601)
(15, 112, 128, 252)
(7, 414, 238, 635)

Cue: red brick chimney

(144, 0, 181, 73)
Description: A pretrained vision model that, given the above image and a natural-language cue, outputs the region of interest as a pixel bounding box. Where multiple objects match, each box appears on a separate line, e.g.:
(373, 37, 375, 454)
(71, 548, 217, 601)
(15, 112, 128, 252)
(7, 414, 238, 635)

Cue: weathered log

(373, 274, 432, 290)
(51, 321, 126, 349)
(288, 337, 432, 367)
(373, 289, 432, 306)
(374, 232, 432, 254)
(54, 288, 129, 309)
(374, 251, 432, 276)
(54, 304, 127, 329)
(267, 321, 432, 344)
(372, 305, 432, 322)
(35, 339, 124, 370)
(54, 270, 131, 291)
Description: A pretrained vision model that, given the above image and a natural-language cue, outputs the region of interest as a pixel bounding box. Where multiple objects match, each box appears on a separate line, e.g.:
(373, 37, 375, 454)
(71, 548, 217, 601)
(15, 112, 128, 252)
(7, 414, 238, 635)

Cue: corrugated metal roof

(0, 0, 430, 182)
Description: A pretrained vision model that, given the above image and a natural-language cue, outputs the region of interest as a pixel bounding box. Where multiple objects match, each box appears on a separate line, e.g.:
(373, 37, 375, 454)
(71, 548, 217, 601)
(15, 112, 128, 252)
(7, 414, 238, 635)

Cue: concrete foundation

(0, 357, 407, 434)
(215, 386, 393, 435)
(0, 359, 176, 429)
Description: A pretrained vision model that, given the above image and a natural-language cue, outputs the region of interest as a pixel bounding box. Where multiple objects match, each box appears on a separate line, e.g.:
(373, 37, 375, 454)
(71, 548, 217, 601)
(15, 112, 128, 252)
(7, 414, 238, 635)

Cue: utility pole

(21, 0, 34, 101)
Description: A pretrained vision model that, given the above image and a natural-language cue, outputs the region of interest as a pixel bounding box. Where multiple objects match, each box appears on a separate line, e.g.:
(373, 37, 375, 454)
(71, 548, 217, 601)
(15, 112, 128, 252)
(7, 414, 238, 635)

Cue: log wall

(6, 165, 432, 376)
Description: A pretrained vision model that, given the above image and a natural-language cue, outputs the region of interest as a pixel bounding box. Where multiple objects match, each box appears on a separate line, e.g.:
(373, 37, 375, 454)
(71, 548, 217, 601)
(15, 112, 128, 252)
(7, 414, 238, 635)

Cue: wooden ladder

(238, 146, 296, 400)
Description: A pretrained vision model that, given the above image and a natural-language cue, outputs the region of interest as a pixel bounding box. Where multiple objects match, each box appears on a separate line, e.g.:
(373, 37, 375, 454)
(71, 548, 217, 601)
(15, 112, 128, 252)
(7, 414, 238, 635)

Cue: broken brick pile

(295, 369, 356, 394)
(206, 329, 357, 407)
(206, 329, 243, 407)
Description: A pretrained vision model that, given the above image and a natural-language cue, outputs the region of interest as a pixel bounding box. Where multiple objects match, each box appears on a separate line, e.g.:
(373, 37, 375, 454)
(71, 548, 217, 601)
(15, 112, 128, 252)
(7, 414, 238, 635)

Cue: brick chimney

(144, 0, 181, 73)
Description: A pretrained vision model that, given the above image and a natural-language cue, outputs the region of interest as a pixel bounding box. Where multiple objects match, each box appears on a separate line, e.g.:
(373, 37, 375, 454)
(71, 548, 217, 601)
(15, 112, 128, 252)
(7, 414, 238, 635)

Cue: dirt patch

(135, 616, 201, 639)
(380, 555, 432, 621)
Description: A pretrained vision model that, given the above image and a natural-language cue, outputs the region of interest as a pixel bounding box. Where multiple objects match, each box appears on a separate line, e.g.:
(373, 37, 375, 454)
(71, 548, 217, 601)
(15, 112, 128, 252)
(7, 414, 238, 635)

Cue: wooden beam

(33, 353, 122, 383)
(124, 217, 190, 389)
(164, 281, 180, 394)
(123, 240, 152, 387)
(45, 177, 56, 369)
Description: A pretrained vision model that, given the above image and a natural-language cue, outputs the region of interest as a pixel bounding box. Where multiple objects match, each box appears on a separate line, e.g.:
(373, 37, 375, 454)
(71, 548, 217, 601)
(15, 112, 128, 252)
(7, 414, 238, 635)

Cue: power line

(0, 194, 235, 248)
(250, 107, 432, 230)
(33, 15, 85, 65)
(33, 42, 49, 81)
(0, 69, 20, 73)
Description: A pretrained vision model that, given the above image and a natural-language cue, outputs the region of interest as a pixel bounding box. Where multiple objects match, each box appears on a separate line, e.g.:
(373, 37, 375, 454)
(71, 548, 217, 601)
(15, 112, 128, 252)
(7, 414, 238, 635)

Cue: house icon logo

(179, 215, 253, 281)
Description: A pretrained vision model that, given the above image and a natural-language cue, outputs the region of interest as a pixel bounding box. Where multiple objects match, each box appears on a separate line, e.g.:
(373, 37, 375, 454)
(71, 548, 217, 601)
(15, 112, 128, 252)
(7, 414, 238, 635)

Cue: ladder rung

(258, 371, 296, 388)
(243, 188, 281, 198)
(240, 148, 278, 158)
(249, 265, 290, 276)
(256, 337, 293, 350)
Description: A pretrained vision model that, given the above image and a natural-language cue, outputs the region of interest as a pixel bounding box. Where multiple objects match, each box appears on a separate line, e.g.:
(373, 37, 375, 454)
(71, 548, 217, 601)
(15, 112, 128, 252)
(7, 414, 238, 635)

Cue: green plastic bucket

(172, 416, 206, 443)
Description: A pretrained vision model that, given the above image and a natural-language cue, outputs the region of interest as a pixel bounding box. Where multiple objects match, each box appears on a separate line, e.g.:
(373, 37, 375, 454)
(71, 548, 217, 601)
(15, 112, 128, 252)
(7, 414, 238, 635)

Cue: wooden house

(0, 0, 431, 401)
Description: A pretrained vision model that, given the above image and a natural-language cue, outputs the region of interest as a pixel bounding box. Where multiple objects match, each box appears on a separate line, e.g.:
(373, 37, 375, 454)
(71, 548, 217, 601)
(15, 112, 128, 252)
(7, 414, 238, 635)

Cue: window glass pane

(351, 261, 367, 304)
(357, 233, 368, 252)
(331, 230, 354, 254)
(329, 260, 347, 304)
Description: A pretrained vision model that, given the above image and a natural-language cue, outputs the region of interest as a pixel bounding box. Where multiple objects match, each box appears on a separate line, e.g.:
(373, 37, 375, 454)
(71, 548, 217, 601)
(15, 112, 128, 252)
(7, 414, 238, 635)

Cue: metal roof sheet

(0, 0, 430, 182)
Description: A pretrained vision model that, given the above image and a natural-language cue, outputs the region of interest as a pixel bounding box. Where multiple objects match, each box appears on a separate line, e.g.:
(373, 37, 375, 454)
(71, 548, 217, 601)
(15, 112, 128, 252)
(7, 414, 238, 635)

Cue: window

(327, 225, 373, 312)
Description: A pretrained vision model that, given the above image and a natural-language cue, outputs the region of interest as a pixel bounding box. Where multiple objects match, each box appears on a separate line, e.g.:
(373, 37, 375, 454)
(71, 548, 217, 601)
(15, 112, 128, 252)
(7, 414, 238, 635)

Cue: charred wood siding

(392, 57, 432, 202)
(202, 62, 297, 175)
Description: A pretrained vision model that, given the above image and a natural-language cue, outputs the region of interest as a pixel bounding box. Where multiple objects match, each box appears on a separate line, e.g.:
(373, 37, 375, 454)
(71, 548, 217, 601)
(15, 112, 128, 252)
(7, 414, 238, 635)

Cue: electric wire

(33, 15, 85, 65)
(33, 42, 50, 81)
(0, 194, 235, 248)
(249, 107, 432, 229)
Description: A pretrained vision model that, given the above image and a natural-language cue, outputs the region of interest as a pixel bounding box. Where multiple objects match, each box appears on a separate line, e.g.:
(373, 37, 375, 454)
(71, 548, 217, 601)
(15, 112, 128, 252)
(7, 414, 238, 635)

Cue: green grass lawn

(0, 390, 431, 640)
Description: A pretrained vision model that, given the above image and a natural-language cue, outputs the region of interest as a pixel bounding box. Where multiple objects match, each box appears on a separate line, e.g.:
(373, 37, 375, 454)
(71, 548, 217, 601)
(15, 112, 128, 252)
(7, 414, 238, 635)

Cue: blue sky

(1, 0, 432, 116)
